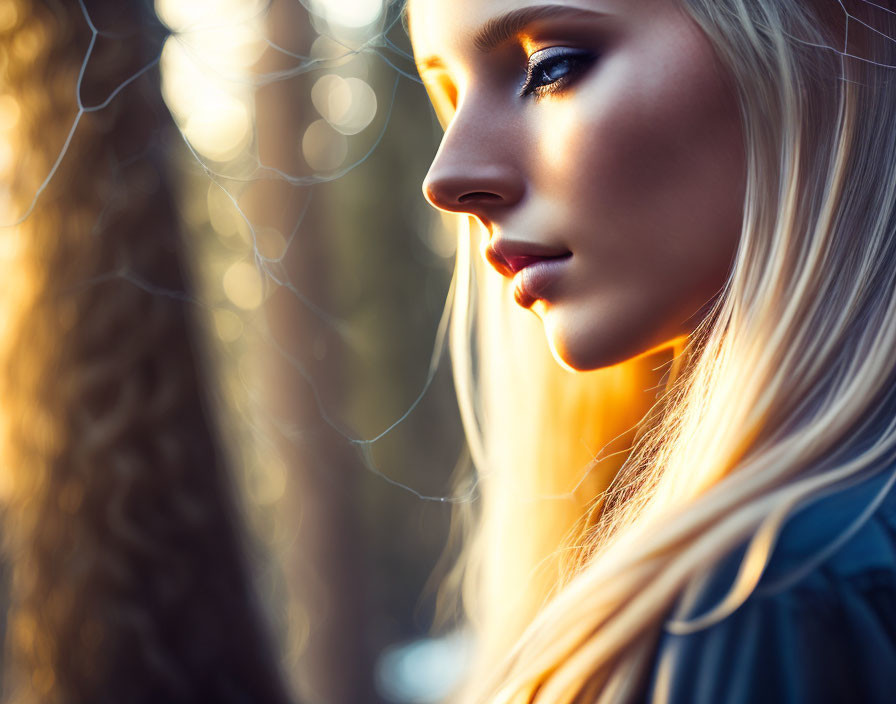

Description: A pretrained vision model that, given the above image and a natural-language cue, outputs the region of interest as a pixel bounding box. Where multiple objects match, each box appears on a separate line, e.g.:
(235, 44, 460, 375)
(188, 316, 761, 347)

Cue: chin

(541, 307, 680, 372)
(542, 315, 630, 372)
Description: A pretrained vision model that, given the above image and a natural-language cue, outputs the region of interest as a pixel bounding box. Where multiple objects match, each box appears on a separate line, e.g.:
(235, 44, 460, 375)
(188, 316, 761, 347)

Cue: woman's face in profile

(409, 0, 747, 371)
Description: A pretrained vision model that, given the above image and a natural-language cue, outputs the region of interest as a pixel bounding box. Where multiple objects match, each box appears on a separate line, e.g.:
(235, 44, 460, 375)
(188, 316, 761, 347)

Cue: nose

(423, 166, 525, 215)
(421, 125, 526, 219)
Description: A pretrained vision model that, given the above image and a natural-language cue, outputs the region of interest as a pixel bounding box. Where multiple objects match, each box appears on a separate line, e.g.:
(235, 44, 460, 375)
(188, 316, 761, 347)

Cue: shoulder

(757, 468, 896, 592)
(644, 469, 896, 704)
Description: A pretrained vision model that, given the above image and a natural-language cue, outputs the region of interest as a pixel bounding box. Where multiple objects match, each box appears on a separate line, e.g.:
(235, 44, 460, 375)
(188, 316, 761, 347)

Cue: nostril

(457, 192, 503, 204)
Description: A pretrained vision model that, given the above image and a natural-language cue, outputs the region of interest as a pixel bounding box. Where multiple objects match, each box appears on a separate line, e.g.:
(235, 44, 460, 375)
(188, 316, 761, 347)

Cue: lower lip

(513, 255, 572, 308)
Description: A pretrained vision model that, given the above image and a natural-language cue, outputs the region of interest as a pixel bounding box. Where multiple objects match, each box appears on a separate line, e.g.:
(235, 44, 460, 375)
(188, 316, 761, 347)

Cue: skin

(409, 0, 747, 371)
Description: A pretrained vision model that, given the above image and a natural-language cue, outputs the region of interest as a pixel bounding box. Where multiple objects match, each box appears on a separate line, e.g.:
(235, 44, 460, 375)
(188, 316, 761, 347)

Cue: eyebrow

(414, 4, 607, 73)
(473, 4, 606, 52)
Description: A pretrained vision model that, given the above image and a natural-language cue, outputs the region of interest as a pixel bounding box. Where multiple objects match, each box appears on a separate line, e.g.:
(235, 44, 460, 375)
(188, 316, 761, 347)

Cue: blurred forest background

(0, 0, 467, 702)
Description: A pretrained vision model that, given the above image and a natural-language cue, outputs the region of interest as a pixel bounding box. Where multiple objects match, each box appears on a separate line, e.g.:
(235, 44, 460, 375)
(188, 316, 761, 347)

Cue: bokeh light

(254, 226, 288, 261)
(0, 140, 12, 178)
(376, 631, 472, 704)
(310, 0, 385, 29)
(155, 0, 266, 42)
(206, 184, 244, 241)
(11, 24, 43, 64)
(312, 75, 353, 125)
(155, 0, 263, 162)
(1, 1, 465, 702)
(302, 119, 349, 172)
(0, 94, 17, 178)
(0, 95, 21, 131)
(213, 309, 244, 343)
(0, 3, 18, 33)
(312, 75, 378, 135)
(222, 260, 264, 310)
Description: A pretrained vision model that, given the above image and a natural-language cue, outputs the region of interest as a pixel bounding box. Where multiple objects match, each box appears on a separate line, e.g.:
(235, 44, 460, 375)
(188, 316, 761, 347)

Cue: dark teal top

(642, 468, 896, 704)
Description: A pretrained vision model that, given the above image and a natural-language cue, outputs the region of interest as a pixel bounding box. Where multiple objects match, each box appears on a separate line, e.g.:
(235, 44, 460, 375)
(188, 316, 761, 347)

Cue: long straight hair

(443, 1, 896, 701)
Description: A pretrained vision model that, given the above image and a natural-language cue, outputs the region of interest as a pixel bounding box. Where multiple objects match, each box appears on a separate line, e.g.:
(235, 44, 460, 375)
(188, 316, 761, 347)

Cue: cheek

(528, 23, 745, 369)
(536, 26, 744, 293)
(564, 42, 740, 223)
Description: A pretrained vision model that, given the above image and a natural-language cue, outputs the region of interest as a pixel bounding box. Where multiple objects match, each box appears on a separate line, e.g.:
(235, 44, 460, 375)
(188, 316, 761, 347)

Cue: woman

(407, 0, 896, 702)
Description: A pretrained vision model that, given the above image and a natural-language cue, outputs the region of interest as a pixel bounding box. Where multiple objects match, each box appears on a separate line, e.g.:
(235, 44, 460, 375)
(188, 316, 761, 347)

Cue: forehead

(408, 0, 505, 60)
(407, 0, 648, 61)
(409, 0, 594, 54)
(408, 0, 521, 35)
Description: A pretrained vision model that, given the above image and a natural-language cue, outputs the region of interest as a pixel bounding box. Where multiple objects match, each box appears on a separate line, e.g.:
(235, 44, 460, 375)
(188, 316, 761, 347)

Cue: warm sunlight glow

(0, 3, 18, 33)
(0, 138, 13, 177)
(11, 25, 42, 64)
(0, 95, 21, 131)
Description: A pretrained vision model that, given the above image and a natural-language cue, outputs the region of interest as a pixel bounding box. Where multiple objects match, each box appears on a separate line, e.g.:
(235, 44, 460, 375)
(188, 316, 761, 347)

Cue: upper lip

(485, 239, 572, 277)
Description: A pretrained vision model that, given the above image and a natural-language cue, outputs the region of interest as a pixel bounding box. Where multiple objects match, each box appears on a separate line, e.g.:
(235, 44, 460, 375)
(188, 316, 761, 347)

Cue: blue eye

(519, 47, 597, 100)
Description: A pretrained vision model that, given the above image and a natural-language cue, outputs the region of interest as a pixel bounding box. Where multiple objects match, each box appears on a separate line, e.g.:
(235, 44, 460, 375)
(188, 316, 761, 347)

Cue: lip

(485, 239, 571, 277)
(513, 255, 572, 308)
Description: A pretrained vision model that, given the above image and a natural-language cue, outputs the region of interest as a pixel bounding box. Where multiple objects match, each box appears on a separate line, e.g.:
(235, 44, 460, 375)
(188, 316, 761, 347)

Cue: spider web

(2, 0, 895, 696)
(3, 0, 895, 515)
(2, 0, 475, 506)
(0, 1, 472, 697)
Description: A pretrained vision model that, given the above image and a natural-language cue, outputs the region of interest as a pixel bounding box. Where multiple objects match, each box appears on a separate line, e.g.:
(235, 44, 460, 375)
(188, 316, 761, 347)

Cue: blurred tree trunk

(0, 2, 295, 702)
(248, 2, 372, 702)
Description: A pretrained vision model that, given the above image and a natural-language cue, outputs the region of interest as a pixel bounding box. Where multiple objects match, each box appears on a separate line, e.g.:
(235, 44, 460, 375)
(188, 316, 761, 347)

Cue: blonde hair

(442, 1, 896, 702)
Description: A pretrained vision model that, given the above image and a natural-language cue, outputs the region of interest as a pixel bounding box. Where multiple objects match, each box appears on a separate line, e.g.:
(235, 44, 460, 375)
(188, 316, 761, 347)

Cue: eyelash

(518, 47, 598, 100)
